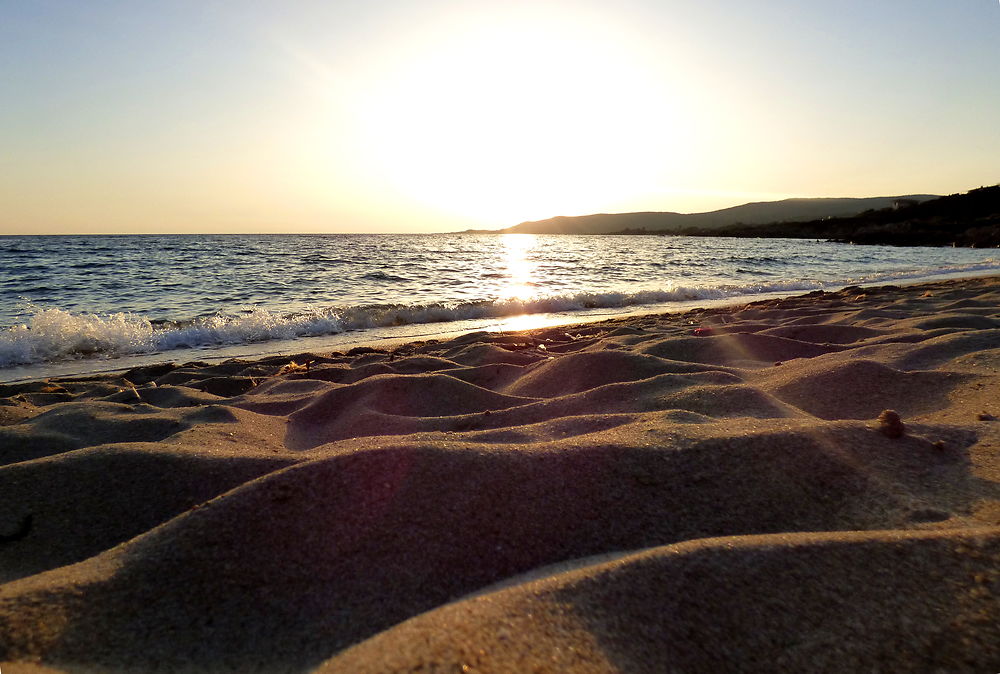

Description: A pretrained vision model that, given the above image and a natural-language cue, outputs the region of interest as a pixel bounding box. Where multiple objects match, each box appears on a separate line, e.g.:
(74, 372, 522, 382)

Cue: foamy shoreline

(4, 265, 1000, 385)
(1, 275, 998, 671)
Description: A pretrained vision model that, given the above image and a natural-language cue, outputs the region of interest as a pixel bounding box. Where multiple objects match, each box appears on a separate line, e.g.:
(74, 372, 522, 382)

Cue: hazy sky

(2, 0, 998, 234)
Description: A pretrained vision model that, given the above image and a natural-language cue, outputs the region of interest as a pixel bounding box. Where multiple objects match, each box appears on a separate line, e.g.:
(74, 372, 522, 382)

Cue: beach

(1, 274, 998, 671)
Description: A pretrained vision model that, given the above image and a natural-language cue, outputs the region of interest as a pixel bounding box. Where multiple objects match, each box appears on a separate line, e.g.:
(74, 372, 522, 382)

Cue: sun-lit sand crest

(0, 276, 998, 671)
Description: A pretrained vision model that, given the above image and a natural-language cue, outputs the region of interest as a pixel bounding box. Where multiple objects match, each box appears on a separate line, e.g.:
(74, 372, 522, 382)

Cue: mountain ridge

(462, 195, 939, 235)
(686, 184, 1000, 247)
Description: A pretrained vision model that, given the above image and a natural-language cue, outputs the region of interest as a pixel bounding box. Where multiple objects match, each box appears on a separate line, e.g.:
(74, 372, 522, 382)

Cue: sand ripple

(1, 277, 998, 672)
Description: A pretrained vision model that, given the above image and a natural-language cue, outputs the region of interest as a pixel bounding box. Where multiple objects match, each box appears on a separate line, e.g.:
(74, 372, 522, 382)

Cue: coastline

(1, 274, 998, 671)
(4, 262, 999, 386)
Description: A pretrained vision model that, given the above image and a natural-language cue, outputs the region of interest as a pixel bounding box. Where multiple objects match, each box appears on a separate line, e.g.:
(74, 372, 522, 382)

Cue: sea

(1, 233, 998, 383)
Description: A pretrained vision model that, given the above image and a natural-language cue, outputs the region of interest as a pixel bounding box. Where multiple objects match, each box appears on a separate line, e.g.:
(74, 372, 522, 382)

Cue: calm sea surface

(1, 233, 997, 381)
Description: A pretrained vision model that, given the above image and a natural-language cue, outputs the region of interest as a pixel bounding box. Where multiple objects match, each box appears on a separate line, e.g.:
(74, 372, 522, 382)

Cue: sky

(1, 0, 998, 235)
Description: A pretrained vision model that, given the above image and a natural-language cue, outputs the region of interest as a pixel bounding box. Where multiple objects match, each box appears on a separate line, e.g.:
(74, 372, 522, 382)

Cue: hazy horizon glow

(2, 1, 998, 234)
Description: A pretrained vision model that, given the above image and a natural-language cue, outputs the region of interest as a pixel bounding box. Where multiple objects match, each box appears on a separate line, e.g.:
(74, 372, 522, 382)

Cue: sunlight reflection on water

(499, 233, 540, 301)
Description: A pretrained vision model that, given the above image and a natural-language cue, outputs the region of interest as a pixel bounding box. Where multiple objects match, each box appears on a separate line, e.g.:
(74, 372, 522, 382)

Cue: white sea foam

(0, 309, 158, 368)
(0, 307, 352, 368)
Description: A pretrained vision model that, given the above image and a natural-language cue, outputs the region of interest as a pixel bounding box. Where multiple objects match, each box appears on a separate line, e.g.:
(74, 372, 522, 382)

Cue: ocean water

(1, 233, 997, 382)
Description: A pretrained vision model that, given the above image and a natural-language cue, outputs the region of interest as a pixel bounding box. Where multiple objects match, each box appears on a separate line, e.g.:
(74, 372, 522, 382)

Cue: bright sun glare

(499, 233, 538, 300)
(496, 233, 561, 332)
(353, 7, 688, 225)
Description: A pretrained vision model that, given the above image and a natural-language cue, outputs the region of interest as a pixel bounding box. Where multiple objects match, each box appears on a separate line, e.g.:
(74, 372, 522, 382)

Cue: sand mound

(758, 323, 886, 344)
(0, 444, 292, 584)
(1, 276, 998, 672)
(640, 332, 839, 366)
(764, 357, 973, 420)
(285, 373, 537, 447)
(906, 313, 1000, 331)
(441, 342, 545, 367)
(504, 351, 718, 398)
(0, 402, 239, 465)
(433, 362, 527, 391)
(325, 528, 1000, 673)
(887, 328, 1000, 371)
(2, 422, 982, 670)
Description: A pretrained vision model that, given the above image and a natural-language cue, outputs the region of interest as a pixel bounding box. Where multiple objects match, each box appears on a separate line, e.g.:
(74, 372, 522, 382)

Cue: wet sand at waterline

(1, 276, 998, 672)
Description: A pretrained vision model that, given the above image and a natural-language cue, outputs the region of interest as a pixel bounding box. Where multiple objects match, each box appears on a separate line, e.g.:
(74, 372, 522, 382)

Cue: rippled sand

(1, 277, 998, 672)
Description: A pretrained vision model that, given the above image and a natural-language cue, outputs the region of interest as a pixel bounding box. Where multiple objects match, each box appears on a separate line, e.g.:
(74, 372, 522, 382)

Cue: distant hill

(683, 185, 1000, 247)
(489, 195, 939, 235)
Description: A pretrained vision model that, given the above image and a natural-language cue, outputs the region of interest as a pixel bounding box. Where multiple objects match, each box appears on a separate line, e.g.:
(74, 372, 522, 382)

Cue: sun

(351, 6, 690, 226)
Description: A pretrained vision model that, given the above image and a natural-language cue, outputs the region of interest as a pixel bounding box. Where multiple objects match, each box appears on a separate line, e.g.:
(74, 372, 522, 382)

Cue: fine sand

(1, 276, 998, 672)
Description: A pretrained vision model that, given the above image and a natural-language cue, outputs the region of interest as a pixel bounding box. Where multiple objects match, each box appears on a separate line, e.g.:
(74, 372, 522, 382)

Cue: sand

(0, 276, 998, 672)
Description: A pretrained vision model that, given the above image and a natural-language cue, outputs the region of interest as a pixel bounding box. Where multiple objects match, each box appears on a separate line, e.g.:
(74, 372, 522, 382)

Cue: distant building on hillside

(892, 198, 920, 210)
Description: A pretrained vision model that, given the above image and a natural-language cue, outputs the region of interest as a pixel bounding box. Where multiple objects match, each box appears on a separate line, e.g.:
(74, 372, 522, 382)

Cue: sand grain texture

(1, 277, 999, 672)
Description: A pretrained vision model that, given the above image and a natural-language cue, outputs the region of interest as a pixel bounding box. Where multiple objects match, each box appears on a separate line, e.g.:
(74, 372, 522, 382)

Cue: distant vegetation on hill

(462, 185, 999, 247)
(678, 185, 1000, 247)
(491, 195, 938, 235)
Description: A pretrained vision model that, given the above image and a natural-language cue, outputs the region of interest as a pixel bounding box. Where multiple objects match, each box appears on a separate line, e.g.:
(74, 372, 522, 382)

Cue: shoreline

(4, 268, 999, 386)
(1, 273, 998, 671)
